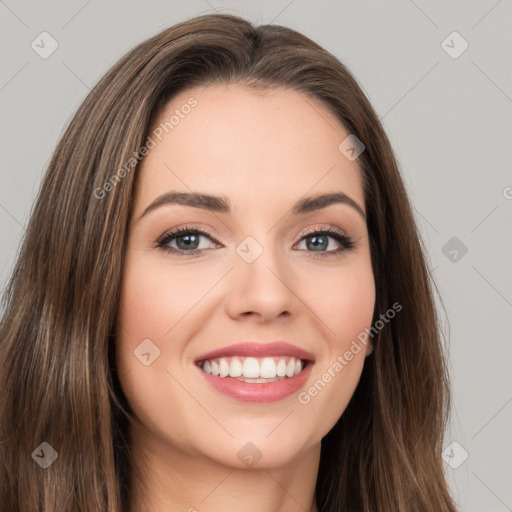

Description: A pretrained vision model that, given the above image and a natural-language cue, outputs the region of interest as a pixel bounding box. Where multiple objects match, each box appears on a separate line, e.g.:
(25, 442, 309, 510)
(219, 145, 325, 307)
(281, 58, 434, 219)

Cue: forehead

(134, 83, 365, 216)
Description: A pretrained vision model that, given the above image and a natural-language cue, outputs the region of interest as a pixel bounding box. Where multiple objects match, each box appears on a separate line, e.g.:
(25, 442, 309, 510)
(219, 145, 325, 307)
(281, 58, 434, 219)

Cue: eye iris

(307, 234, 328, 251)
(176, 233, 200, 250)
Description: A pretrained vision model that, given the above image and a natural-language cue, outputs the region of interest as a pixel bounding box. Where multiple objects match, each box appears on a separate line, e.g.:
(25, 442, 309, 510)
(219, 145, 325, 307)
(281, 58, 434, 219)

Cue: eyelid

(299, 224, 348, 239)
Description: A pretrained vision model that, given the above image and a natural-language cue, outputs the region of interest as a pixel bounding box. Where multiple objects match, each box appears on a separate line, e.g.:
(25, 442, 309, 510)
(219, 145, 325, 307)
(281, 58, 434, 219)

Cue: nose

(223, 239, 296, 323)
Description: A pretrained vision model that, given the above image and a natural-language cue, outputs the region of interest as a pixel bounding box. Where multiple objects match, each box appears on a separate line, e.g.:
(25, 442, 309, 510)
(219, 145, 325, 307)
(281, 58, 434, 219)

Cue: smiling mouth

(196, 355, 311, 383)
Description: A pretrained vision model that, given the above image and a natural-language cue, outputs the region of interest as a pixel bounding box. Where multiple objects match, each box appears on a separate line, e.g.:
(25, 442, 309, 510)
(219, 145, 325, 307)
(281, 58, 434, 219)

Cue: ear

(365, 342, 374, 357)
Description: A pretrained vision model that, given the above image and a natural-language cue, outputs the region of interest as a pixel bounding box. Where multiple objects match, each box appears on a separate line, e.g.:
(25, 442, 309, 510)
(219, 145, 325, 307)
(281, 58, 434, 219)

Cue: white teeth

(235, 376, 284, 383)
(219, 357, 230, 377)
(199, 355, 307, 379)
(242, 357, 260, 378)
(229, 357, 243, 377)
(276, 359, 287, 377)
(285, 359, 295, 377)
(259, 358, 277, 378)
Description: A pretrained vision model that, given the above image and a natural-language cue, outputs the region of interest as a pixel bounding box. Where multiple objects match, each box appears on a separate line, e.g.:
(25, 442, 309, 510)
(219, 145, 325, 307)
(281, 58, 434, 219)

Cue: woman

(0, 13, 458, 512)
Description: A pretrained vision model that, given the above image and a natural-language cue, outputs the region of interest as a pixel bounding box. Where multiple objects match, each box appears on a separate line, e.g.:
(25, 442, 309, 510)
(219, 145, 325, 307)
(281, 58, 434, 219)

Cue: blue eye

(155, 225, 355, 258)
(155, 226, 218, 256)
(295, 228, 355, 258)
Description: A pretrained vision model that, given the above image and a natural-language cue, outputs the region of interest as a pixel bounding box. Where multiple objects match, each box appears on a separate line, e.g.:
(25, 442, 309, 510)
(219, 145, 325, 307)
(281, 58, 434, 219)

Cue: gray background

(1, 1, 511, 510)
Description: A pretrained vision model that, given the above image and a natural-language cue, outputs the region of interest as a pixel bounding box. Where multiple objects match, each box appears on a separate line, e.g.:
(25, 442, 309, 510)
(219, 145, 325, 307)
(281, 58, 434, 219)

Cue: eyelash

(154, 225, 356, 259)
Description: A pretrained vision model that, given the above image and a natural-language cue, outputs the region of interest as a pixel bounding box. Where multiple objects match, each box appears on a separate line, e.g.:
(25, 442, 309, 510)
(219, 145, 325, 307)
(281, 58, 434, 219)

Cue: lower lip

(196, 362, 314, 403)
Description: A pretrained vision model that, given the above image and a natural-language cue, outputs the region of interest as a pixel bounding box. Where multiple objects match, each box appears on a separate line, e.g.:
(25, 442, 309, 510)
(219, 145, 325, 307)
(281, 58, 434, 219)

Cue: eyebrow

(138, 191, 366, 221)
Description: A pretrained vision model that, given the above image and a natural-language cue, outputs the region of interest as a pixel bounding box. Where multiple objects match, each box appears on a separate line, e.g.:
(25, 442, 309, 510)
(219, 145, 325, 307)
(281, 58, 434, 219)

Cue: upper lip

(194, 341, 315, 362)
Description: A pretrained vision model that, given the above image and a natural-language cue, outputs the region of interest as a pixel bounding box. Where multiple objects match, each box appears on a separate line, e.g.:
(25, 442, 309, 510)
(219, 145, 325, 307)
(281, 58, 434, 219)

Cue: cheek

(115, 254, 223, 404)
(117, 254, 215, 345)
(115, 256, 207, 439)
(293, 261, 374, 436)
(306, 258, 376, 350)
(115, 255, 178, 386)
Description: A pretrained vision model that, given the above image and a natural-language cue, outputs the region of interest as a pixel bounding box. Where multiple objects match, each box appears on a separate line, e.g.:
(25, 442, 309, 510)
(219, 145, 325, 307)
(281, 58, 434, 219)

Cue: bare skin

(116, 83, 375, 512)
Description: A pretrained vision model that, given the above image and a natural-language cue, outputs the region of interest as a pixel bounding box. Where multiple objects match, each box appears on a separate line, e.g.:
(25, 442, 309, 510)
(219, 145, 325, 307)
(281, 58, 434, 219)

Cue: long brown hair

(0, 13, 457, 511)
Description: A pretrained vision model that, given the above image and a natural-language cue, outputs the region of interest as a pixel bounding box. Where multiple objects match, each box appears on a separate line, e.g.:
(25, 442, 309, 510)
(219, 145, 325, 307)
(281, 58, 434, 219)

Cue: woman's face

(116, 83, 375, 469)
